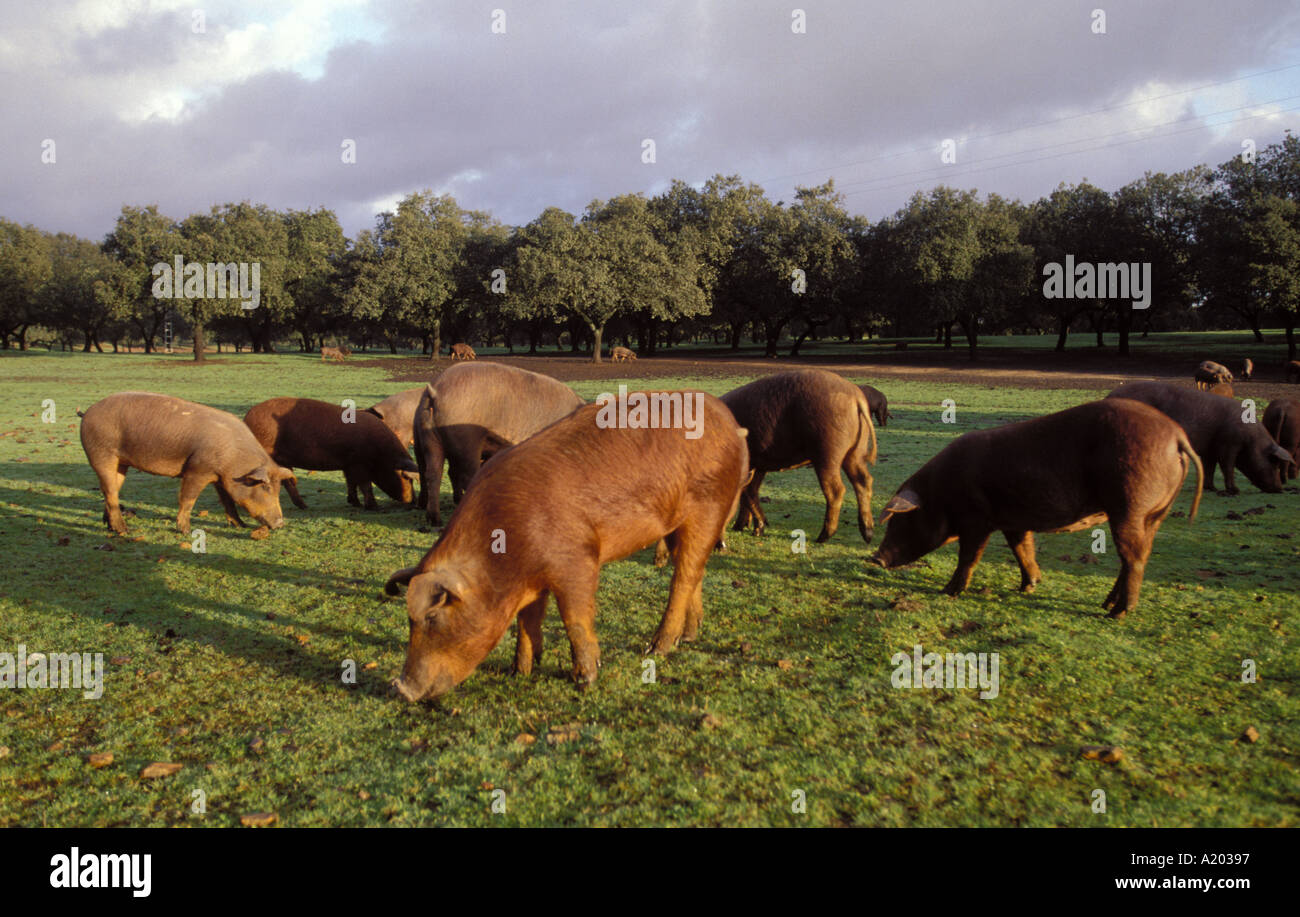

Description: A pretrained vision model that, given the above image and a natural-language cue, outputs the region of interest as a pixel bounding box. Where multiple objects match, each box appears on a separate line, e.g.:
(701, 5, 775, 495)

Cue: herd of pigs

(75, 358, 1300, 702)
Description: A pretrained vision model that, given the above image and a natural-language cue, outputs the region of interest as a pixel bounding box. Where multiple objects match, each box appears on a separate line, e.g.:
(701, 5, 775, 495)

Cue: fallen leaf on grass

(140, 762, 183, 779)
(87, 752, 113, 768)
(1080, 745, 1123, 764)
(239, 812, 277, 827)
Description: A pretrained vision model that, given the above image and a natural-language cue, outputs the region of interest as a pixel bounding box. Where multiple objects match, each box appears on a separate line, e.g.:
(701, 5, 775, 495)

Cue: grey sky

(3, 0, 1299, 241)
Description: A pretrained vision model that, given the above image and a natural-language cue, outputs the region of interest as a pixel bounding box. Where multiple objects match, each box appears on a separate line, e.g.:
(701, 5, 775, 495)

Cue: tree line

(2, 134, 1298, 361)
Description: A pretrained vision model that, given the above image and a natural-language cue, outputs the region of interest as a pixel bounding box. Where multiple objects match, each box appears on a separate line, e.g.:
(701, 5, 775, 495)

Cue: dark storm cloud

(2, 0, 1298, 240)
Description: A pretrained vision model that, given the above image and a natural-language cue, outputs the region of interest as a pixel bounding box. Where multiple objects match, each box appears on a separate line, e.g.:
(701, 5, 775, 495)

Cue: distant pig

(859, 383, 892, 428)
(244, 397, 418, 510)
(414, 362, 584, 524)
(450, 343, 476, 361)
(611, 345, 637, 362)
(1194, 360, 1233, 389)
(1207, 382, 1235, 398)
(869, 399, 1202, 618)
(321, 346, 347, 363)
(384, 393, 749, 700)
(365, 387, 423, 450)
(723, 369, 877, 543)
(1263, 396, 1300, 481)
(1240, 358, 1254, 381)
(1106, 381, 1293, 493)
(79, 392, 291, 535)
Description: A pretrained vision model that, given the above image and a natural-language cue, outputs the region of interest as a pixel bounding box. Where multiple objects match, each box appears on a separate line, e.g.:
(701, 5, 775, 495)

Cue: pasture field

(0, 347, 1297, 827)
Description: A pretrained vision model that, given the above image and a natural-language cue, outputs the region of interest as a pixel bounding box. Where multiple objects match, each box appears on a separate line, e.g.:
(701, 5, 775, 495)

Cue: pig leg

(279, 469, 307, 509)
(176, 471, 215, 535)
(648, 526, 711, 653)
(213, 483, 246, 527)
(421, 436, 446, 525)
(1219, 448, 1239, 495)
(554, 572, 601, 687)
(92, 459, 129, 534)
(680, 576, 706, 644)
(1003, 530, 1041, 592)
(1103, 516, 1151, 618)
(814, 460, 847, 543)
(733, 471, 767, 535)
(842, 453, 875, 543)
(512, 592, 549, 676)
(942, 531, 991, 596)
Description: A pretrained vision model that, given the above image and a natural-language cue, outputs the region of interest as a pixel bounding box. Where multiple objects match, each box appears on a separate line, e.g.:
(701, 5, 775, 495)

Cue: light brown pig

(414, 362, 584, 524)
(365, 387, 423, 450)
(79, 392, 291, 535)
(385, 392, 749, 701)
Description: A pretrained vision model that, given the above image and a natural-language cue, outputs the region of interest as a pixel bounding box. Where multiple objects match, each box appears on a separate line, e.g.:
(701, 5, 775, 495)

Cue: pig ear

(272, 465, 296, 484)
(238, 469, 270, 487)
(880, 488, 920, 522)
(398, 455, 419, 473)
(1269, 444, 1294, 464)
(384, 566, 419, 595)
(407, 571, 461, 616)
(364, 406, 384, 421)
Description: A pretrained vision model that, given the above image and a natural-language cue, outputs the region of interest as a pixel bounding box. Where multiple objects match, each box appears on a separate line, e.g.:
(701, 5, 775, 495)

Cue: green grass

(0, 352, 1296, 826)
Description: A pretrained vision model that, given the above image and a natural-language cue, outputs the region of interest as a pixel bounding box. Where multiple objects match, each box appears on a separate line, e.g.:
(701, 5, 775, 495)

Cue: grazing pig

(611, 345, 637, 362)
(244, 398, 418, 510)
(450, 343, 476, 361)
(1194, 360, 1233, 389)
(384, 393, 749, 700)
(859, 384, 892, 428)
(79, 392, 291, 535)
(869, 399, 1202, 618)
(1241, 358, 1254, 381)
(1263, 396, 1300, 481)
(1106, 381, 1292, 493)
(722, 369, 877, 543)
(321, 346, 347, 363)
(414, 362, 584, 524)
(365, 387, 423, 450)
(1208, 382, 1235, 398)
(1286, 361, 1300, 384)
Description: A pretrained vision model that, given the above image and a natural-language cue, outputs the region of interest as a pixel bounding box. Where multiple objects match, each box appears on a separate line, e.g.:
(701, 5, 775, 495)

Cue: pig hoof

(1106, 607, 1128, 620)
(815, 531, 831, 543)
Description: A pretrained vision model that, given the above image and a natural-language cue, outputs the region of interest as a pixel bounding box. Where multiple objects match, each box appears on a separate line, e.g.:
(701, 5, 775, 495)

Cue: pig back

(439, 393, 747, 565)
(82, 391, 270, 478)
(721, 370, 867, 468)
(431, 362, 584, 445)
(245, 397, 398, 470)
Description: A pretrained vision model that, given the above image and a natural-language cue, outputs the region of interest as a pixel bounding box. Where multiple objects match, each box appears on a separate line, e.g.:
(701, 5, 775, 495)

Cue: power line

(758, 61, 1300, 185)
(834, 94, 1300, 194)
(840, 105, 1300, 199)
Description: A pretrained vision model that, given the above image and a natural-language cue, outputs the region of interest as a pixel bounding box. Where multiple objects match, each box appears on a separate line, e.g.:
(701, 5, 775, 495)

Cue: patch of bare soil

(354, 346, 1300, 401)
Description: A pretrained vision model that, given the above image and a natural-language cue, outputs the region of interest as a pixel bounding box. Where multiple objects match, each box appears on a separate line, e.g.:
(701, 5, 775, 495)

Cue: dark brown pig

(413, 362, 584, 524)
(722, 369, 876, 543)
(1286, 361, 1300, 384)
(364, 387, 423, 450)
(859, 384, 892, 428)
(1106, 381, 1292, 493)
(869, 400, 1202, 618)
(244, 398, 417, 510)
(1194, 360, 1233, 389)
(1263, 396, 1300, 480)
(383, 393, 749, 700)
(79, 392, 292, 535)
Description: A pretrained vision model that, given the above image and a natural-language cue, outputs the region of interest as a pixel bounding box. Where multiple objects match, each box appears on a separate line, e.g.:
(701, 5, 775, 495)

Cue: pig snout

(391, 670, 454, 703)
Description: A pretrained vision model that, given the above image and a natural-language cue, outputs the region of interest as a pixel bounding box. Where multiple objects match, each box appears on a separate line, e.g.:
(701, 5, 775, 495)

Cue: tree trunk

(192, 318, 206, 362)
(1286, 314, 1296, 361)
(591, 324, 604, 363)
(1055, 315, 1069, 352)
(729, 320, 743, 350)
(1116, 306, 1131, 357)
(943, 322, 953, 349)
